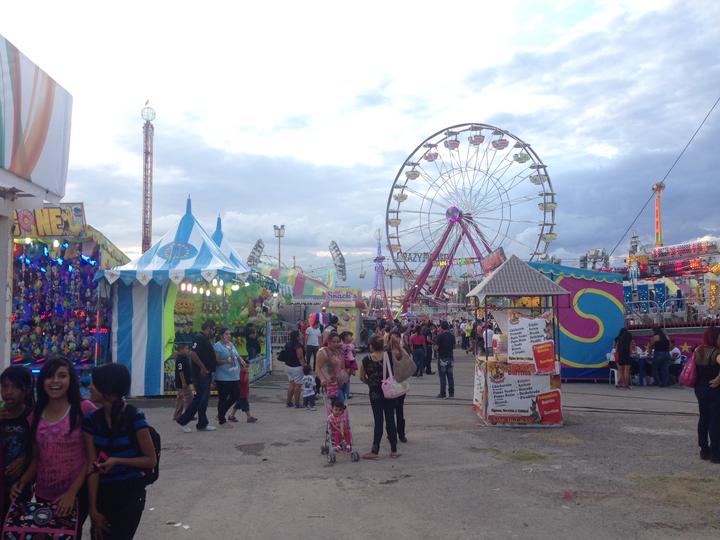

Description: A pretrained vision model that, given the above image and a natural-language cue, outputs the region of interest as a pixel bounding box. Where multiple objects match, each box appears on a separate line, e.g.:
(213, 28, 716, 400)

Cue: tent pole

(484, 297, 488, 361)
(553, 297, 561, 369)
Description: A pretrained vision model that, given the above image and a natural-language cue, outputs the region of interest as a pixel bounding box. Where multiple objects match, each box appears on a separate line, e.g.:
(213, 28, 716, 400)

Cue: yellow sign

(12, 203, 86, 238)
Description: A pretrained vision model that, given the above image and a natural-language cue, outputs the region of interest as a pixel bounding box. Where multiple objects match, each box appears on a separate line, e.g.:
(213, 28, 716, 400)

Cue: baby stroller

(320, 390, 360, 464)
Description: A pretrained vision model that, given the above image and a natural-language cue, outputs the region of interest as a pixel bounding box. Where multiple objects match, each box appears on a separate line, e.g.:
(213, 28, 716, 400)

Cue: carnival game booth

(322, 288, 365, 338)
(530, 262, 625, 380)
(468, 256, 568, 427)
(98, 199, 249, 397)
(11, 203, 129, 369)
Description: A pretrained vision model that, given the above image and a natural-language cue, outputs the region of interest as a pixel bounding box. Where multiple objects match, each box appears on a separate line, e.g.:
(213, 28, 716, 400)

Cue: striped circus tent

(98, 198, 249, 396)
(211, 215, 251, 274)
(102, 199, 241, 286)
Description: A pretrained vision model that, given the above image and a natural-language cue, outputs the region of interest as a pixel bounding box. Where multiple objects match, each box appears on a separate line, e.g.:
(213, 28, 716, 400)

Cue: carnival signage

(12, 203, 86, 238)
(325, 288, 361, 307)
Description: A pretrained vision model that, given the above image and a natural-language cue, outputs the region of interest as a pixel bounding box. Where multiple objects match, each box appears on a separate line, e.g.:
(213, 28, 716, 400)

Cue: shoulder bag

(390, 347, 416, 383)
(678, 352, 696, 387)
(382, 352, 409, 399)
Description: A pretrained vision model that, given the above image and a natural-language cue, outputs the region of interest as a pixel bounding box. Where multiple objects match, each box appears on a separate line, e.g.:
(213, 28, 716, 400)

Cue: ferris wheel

(385, 123, 557, 309)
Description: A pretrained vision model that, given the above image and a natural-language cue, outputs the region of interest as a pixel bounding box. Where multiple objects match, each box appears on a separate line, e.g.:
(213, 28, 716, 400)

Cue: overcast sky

(3, 0, 719, 290)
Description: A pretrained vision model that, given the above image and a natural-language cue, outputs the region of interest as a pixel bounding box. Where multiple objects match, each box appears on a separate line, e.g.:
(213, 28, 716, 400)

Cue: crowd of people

(275, 316, 499, 459)
(0, 359, 157, 539)
(612, 325, 720, 464)
(173, 319, 258, 433)
(612, 327, 688, 388)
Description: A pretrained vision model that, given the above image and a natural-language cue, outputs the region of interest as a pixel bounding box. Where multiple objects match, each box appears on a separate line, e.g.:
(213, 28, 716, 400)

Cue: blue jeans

(424, 347, 433, 373)
(412, 348, 425, 376)
(177, 373, 212, 428)
(636, 356, 647, 385)
(438, 358, 454, 397)
(337, 382, 349, 402)
(652, 352, 671, 386)
(694, 385, 720, 458)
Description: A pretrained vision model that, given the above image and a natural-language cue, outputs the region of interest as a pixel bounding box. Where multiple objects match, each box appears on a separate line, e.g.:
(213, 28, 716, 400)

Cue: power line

(607, 93, 720, 259)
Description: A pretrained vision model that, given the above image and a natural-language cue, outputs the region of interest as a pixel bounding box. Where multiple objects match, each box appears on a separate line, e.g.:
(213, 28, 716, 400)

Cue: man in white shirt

(669, 340, 682, 364)
(484, 325, 495, 356)
(669, 339, 684, 384)
(305, 320, 322, 370)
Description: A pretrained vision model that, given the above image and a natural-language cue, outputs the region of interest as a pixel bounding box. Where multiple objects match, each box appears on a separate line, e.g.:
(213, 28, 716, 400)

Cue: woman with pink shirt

(13, 358, 96, 535)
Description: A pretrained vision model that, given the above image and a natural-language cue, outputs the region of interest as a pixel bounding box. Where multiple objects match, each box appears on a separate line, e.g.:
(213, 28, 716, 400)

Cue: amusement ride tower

(141, 102, 156, 253)
(652, 181, 665, 248)
(368, 230, 392, 319)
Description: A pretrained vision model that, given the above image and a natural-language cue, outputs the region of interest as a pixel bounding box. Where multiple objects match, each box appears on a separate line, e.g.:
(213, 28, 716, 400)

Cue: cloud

(355, 91, 390, 108)
(6, 0, 718, 292)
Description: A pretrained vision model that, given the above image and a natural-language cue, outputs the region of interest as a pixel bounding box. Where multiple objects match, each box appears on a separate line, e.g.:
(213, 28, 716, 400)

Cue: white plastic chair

(609, 368, 619, 386)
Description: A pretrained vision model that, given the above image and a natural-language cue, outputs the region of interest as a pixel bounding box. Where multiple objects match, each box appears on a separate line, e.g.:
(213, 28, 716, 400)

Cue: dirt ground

(126, 352, 719, 540)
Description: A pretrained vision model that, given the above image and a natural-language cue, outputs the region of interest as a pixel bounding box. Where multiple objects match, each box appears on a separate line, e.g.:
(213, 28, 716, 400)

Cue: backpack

(125, 406, 161, 486)
(142, 426, 161, 485)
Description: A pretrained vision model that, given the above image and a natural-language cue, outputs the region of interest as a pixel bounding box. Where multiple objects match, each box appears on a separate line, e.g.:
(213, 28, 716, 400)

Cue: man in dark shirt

(436, 321, 456, 399)
(176, 319, 219, 432)
(173, 343, 193, 421)
(423, 323, 435, 375)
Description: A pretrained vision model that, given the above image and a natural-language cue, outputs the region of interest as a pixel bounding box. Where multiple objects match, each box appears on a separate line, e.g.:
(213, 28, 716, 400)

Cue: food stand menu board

(507, 310, 553, 361)
(485, 362, 562, 425)
(474, 310, 562, 427)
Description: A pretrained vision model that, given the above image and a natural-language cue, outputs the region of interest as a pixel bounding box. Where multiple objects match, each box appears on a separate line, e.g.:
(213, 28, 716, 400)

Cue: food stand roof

(468, 255, 569, 298)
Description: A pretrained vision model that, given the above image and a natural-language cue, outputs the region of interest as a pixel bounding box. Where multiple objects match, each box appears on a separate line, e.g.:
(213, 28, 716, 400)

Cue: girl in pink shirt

(13, 358, 96, 533)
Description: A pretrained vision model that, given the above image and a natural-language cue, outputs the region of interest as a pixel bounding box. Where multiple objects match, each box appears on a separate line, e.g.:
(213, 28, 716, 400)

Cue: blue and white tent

(103, 199, 241, 287)
(100, 198, 248, 396)
(211, 215, 251, 274)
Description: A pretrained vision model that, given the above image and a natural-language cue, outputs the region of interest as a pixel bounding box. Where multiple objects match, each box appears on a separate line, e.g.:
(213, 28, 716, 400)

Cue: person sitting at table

(631, 339, 649, 386)
(668, 339, 684, 384)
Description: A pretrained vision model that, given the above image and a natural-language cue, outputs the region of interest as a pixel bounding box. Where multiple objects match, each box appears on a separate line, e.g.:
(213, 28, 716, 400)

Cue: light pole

(273, 225, 285, 270)
(385, 269, 394, 313)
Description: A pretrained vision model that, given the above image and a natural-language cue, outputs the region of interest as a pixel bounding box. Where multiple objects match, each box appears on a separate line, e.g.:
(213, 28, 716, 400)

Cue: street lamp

(385, 269, 394, 312)
(273, 225, 285, 270)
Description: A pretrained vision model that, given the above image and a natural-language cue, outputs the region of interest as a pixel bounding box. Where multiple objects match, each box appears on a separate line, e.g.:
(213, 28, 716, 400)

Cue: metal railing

(624, 300, 661, 326)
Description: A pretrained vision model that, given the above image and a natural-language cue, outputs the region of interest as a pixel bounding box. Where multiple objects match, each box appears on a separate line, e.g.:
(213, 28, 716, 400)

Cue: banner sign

(483, 361, 563, 426)
(480, 247, 506, 275)
(12, 203, 86, 238)
(1, 34, 73, 199)
(325, 288, 361, 307)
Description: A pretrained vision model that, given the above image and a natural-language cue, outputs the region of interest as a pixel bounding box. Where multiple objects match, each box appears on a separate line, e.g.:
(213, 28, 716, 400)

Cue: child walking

(84, 363, 157, 539)
(301, 365, 316, 410)
(227, 366, 258, 423)
(13, 358, 97, 531)
(0, 366, 34, 521)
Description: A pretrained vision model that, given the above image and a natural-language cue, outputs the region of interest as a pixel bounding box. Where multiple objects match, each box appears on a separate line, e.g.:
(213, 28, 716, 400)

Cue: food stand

(468, 255, 569, 427)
